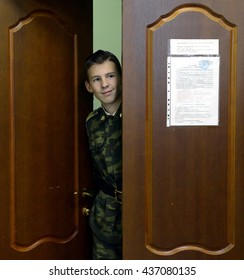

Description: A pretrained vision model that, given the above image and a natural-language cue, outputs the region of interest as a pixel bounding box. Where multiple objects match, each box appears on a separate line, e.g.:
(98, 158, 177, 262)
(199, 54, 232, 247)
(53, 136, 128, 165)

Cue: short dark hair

(84, 50, 122, 81)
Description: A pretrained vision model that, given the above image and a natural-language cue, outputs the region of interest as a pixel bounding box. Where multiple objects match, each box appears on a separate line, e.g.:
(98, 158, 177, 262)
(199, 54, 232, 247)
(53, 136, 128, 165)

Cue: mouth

(102, 90, 113, 96)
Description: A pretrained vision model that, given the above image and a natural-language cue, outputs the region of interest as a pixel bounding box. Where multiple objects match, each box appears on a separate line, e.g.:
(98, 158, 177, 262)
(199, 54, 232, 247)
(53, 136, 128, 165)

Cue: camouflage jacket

(85, 105, 122, 244)
(85, 105, 122, 192)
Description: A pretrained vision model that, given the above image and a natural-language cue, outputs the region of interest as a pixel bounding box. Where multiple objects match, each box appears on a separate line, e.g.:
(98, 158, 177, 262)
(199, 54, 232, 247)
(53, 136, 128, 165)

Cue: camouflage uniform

(85, 105, 122, 259)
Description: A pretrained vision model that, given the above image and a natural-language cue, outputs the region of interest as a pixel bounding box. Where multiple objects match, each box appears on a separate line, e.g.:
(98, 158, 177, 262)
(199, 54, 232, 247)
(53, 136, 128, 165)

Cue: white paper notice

(167, 39, 220, 127)
(170, 39, 219, 55)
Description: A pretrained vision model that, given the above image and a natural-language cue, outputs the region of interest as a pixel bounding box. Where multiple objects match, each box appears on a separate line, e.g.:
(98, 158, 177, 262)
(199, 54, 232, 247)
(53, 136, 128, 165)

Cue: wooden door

(122, 0, 244, 259)
(0, 0, 93, 259)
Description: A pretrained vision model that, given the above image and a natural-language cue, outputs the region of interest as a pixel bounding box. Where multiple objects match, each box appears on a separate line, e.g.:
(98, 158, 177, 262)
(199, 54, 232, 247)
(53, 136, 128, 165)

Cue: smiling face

(85, 60, 122, 114)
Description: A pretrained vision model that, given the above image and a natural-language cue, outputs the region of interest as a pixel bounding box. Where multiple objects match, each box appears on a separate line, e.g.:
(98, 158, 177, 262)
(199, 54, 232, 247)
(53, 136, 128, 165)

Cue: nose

(101, 77, 109, 88)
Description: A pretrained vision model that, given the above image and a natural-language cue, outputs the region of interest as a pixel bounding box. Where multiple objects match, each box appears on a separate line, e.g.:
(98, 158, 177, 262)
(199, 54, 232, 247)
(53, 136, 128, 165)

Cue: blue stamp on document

(199, 59, 210, 70)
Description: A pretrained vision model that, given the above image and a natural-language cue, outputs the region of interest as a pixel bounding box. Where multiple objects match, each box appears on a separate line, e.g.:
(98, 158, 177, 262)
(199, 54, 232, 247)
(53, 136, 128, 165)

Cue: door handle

(82, 190, 93, 198)
(81, 189, 96, 199)
(80, 189, 95, 217)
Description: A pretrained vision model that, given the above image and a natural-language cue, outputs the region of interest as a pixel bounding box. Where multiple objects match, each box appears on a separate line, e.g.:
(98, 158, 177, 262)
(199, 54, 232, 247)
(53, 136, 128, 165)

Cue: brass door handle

(81, 189, 96, 199)
(81, 189, 95, 217)
(82, 191, 93, 198)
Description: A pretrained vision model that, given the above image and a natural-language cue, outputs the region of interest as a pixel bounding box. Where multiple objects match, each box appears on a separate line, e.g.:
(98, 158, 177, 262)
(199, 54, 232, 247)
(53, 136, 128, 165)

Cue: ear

(85, 81, 93, 93)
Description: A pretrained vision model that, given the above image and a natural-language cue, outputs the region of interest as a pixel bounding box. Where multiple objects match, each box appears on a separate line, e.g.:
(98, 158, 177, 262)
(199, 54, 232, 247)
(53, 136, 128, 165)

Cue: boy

(84, 50, 122, 259)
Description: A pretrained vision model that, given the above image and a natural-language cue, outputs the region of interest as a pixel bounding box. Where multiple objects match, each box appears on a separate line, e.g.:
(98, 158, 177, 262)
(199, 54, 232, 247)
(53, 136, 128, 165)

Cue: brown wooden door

(122, 0, 244, 259)
(0, 0, 93, 259)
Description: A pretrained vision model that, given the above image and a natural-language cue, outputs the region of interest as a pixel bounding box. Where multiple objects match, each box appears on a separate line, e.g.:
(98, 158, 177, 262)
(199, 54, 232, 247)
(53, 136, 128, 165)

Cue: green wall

(93, 0, 122, 109)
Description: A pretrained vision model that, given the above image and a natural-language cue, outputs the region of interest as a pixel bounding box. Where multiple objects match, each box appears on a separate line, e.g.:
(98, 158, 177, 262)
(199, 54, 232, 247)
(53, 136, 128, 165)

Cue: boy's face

(85, 60, 122, 112)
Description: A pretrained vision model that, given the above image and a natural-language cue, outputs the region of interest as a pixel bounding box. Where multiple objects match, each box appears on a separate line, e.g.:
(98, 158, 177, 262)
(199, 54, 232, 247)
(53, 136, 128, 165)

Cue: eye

(92, 77, 100, 83)
(107, 73, 115, 79)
